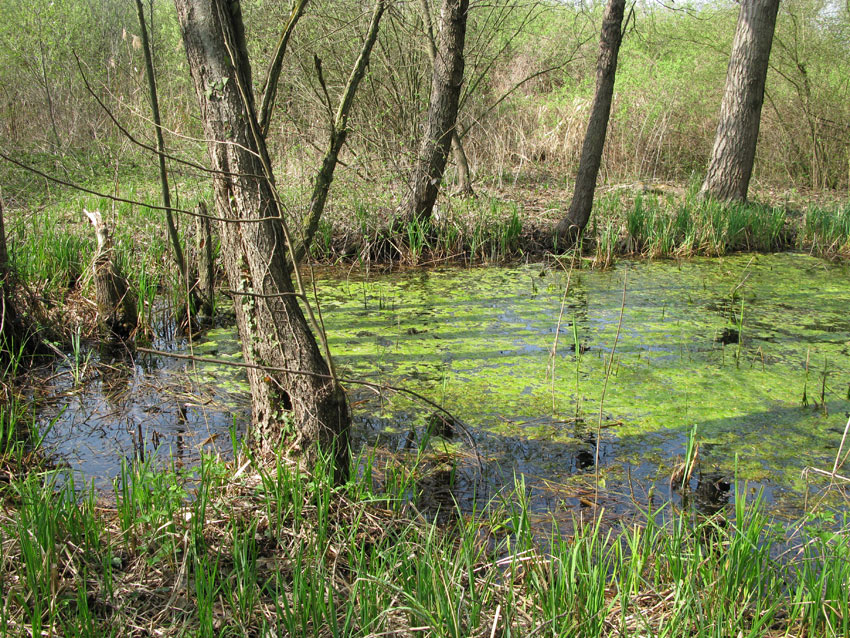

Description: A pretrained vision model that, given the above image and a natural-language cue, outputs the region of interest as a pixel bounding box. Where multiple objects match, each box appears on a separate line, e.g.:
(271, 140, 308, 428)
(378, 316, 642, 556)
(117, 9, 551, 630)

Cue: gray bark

(404, 0, 469, 222)
(418, 0, 473, 197)
(556, 0, 625, 242)
(174, 0, 349, 475)
(700, 0, 781, 202)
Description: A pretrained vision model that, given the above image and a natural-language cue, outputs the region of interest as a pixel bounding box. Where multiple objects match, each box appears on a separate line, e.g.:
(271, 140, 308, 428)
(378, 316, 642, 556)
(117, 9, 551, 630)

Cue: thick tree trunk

(700, 0, 780, 202)
(174, 0, 349, 474)
(404, 0, 469, 222)
(556, 0, 625, 243)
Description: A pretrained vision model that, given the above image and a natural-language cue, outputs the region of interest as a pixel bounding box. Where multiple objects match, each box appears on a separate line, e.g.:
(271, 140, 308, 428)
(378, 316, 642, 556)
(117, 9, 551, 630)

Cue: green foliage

(803, 202, 850, 258)
(5, 434, 850, 635)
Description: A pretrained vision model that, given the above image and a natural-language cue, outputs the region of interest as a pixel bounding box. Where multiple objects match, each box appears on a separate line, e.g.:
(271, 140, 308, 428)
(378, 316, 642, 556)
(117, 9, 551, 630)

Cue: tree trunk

(135, 0, 191, 311)
(556, 0, 625, 243)
(295, 1, 385, 263)
(452, 131, 473, 197)
(404, 0, 469, 222)
(0, 189, 23, 358)
(194, 201, 215, 317)
(700, 0, 780, 202)
(418, 0, 473, 198)
(174, 0, 349, 475)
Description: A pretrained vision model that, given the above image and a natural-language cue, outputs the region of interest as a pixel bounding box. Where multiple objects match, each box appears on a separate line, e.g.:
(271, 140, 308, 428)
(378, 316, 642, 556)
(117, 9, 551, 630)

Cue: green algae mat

(167, 253, 850, 514)
(306, 253, 849, 510)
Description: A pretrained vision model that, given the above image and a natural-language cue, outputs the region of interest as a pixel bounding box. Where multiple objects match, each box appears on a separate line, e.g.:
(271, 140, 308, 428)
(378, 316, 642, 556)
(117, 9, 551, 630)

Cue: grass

(613, 188, 789, 258)
(307, 180, 850, 268)
(2, 396, 850, 637)
(802, 203, 850, 259)
(308, 192, 527, 266)
(5, 178, 216, 342)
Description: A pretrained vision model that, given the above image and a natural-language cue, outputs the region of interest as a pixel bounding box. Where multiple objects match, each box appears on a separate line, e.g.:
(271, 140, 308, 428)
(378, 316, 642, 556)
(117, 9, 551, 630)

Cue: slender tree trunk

(452, 130, 473, 196)
(174, 0, 350, 474)
(194, 201, 215, 317)
(700, 0, 780, 202)
(556, 0, 625, 242)
(0, 188, 21, 355)
(37, 38, 62, 153)
(258, 0, 309, 138)
(404, 0, 469, 222)
(417, 0, 473, 198)
(295, 0, 386, 263)
(135, 0, 192, 311)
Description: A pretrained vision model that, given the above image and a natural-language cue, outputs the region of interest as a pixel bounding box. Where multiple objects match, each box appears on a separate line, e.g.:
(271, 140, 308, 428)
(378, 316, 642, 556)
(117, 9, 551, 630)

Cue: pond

(41, 253, 850, 521)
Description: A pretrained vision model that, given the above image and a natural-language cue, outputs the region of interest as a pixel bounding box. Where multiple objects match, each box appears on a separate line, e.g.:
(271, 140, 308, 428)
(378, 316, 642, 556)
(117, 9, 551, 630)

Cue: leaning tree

(555, 0, 626, 243)
(174, 0, 384, 477)
(403, 0, 469, 223)
(700, 0, 781, 202)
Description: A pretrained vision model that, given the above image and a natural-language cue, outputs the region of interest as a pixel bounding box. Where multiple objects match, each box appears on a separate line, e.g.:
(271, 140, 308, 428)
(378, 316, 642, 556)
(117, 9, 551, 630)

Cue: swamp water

(40, 253, 850, 521)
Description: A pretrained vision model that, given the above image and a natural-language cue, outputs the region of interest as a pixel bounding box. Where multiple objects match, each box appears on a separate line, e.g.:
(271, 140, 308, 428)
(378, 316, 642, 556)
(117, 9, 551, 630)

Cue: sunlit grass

(1, 409, 849, 637)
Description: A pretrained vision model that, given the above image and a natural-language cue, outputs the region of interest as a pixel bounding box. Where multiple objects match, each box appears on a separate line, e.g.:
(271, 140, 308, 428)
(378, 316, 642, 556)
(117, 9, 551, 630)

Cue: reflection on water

(40, 350, 249, 489)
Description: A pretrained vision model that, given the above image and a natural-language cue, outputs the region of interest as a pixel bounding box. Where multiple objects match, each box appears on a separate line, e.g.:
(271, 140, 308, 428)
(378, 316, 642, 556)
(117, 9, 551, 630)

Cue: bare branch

(259, 0, 309, 137)
(294, 0, 387, 263)
(73, 53, 263, 180)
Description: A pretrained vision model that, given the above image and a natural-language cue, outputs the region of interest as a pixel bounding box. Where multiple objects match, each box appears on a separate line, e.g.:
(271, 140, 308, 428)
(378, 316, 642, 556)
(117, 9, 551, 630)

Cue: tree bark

(452, 130, 473, 196)
(404, 0, 469, 222)
(418, 0, 473, 198)
(0, 188, 22, 357)
(556, 0, 625, 243)
(174, 0, 349, 475)
(194, 201, 215, 317)
(700, 0, 781, 203)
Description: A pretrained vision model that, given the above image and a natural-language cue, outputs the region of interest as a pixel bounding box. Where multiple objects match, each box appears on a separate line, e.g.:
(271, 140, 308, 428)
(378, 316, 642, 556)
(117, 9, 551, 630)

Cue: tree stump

(84, 209, 136, 344)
